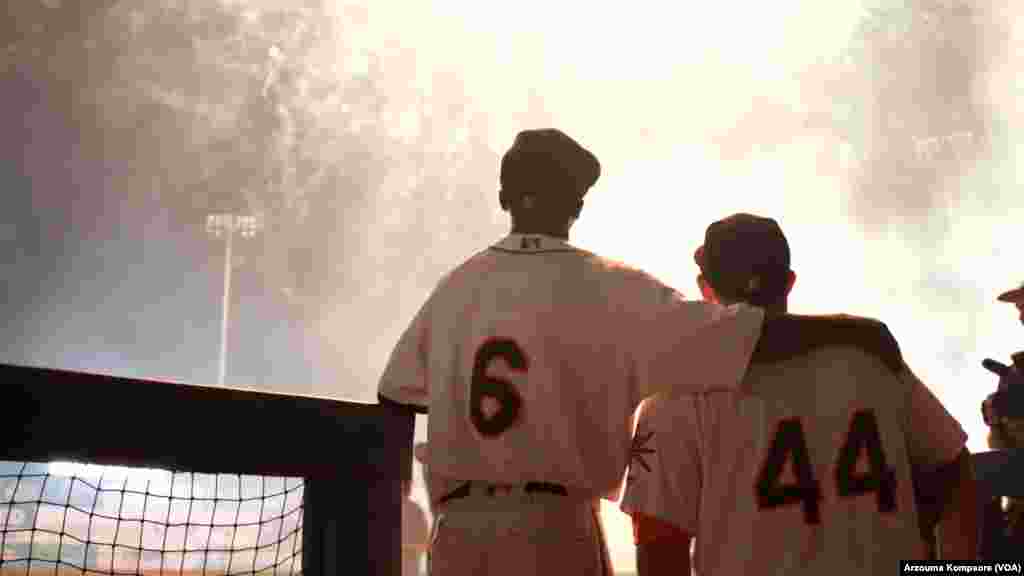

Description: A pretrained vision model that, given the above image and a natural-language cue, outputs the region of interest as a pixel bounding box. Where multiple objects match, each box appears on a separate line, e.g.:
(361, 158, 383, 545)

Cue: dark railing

(0, 363, 413, 575)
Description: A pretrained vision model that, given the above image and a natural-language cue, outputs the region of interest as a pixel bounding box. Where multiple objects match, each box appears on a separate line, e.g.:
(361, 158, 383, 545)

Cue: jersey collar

(491, 233, 579, 254)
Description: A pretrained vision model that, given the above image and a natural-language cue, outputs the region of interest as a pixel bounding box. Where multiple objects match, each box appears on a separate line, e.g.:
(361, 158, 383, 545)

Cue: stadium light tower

(206, 212, 264, 386)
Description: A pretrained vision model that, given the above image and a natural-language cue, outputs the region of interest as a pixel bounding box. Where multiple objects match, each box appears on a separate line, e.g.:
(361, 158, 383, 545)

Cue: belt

(438, 481, 568, 504)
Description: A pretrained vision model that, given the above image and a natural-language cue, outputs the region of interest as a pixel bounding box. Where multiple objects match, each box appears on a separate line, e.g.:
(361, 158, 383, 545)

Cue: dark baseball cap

(997, 281, 1024, 304)
(499, 129, 601, 198)
(694, 213, 791, 303)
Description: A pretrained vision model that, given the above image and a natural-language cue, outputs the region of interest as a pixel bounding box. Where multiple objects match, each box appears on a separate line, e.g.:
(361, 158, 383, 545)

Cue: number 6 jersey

(377, 233, 765, 502)
(620, 313, 968, 574)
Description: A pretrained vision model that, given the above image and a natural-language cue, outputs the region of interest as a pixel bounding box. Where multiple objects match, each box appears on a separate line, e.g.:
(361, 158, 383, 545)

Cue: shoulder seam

(751, 314, 903, 374)
(488, 247, 590, 256)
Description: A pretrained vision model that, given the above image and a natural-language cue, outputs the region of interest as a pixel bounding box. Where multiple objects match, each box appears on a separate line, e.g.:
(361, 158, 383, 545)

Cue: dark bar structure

(0, 363, 414, 575)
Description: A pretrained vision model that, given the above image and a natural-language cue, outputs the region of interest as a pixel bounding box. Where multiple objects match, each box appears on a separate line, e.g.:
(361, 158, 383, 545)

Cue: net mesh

(0, 462, 303, 575)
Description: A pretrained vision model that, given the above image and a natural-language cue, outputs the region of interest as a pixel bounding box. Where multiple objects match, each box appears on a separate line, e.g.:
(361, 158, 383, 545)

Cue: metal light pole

(206, 212, 264, 386)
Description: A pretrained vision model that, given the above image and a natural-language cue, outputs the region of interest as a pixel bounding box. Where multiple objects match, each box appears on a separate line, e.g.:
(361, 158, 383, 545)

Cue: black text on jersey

(520, 237, 541, 250)
(470, 339, 528, 437)
(756, 410, 896, 524)
(756, 419, 822, 523)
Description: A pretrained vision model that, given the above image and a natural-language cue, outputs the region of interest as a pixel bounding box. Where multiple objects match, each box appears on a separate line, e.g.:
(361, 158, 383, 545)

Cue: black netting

(0, 462, 303, 575)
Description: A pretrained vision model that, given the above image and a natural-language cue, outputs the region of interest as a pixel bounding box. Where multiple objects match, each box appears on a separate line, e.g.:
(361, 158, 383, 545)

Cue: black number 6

(470, 339, 527, 437)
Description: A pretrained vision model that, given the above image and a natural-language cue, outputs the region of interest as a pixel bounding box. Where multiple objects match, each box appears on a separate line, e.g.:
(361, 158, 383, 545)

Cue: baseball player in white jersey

(621, 213, 978, 575)
(376, 129, 766, 576)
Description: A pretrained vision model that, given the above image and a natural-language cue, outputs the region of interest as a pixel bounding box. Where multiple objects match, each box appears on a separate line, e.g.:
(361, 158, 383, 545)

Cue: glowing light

(47, 462, 169, 486)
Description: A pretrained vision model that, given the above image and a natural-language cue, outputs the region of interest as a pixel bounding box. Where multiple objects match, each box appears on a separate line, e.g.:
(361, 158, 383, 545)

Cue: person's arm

(634, 513, 693, 576)
(401, 537, 431, 554)
(378, 298, 434, 495)
(632, 279, 763, 403)
(620, 396, 701, 576)
(914, 449, 977, 559)
(402, 501, 432, 554)
(377, 297, 432, 414)
(902, 363, 973, 558)
(935, 449, 978, 559)
(414, 443, 440, 516)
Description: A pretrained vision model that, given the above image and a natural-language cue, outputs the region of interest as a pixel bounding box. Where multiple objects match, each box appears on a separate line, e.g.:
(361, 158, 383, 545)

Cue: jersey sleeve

(630, 282, 764, 404)
(620, 397, 701, 535)
(901, 363, 967, 469)
(377, 297, 431, 413)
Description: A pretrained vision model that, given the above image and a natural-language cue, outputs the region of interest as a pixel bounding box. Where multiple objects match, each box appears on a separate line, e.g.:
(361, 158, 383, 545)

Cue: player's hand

(983, 357, 1024, 386)
(982, 359, 1024, 426)
(982, 358, 1010, 378)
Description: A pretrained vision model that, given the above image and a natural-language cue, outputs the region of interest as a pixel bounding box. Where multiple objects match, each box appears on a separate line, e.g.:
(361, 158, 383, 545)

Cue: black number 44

(755, 410, 897, 524)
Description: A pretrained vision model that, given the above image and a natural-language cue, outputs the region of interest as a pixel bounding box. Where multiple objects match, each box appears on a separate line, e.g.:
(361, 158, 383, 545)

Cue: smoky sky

(1, 0, 1020, 411)
(0, 0, 505, 396)
(842, 1, 1015, 378)
(5, 2, 1024, 571)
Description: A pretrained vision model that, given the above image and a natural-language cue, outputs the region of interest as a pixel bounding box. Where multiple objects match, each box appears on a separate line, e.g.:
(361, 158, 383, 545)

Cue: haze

(2, 0, 1022, 571)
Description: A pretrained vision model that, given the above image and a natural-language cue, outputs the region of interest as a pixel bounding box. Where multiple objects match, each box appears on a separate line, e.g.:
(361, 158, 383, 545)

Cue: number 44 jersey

(377, 233, 765, 503)
(620, 314, 968, 574)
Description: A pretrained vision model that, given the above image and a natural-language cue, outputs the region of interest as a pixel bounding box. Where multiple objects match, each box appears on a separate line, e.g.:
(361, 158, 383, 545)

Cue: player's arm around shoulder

(627, 270, 765, 402)
(900, 362, 977, 559)
(620, 396, 699, 576)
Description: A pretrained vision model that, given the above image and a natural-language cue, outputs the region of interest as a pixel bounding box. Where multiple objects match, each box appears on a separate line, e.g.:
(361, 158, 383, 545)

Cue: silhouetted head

(997, 281, 1024, 326)
(498, 128, 600, 239)
(694, 213, 796, 312)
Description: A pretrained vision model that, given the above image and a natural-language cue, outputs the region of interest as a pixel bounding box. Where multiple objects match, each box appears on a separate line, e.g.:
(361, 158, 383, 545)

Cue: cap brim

(997, 287, 1024, 303)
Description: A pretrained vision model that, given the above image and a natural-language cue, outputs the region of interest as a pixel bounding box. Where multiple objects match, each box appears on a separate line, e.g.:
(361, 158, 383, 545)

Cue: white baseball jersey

(378, 233, 765, 502)
(621, 314, 967, 574)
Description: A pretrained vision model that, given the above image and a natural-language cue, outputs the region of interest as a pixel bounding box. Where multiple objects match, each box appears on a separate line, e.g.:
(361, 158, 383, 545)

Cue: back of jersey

(396, 234, 763, 501)
(421, 235, 653, 499)
(693, 315, 923, 573)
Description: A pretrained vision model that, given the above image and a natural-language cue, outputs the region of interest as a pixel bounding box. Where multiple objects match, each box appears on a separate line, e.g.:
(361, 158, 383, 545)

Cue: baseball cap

(997, 281, 1024, 304)
(694, 213, 791, 304)
(499, 128, 601, 198)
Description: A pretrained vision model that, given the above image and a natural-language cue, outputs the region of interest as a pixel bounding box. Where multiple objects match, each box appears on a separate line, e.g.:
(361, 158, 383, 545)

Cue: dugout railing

(0, 362, 413, 575)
